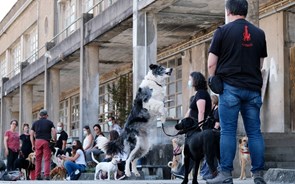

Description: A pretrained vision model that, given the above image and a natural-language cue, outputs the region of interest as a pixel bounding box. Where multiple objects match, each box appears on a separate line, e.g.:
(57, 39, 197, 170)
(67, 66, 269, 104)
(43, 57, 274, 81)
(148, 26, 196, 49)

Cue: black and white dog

(175, 117, 219, 184)
(106, 64, 173, 177)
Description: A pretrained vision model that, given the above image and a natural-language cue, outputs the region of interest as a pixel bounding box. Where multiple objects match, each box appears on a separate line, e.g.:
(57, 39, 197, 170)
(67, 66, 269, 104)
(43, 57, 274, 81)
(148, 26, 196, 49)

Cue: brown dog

(167, 138, 183, 179)
(50, 166, 67, 180)
(238, 136, 251, 180)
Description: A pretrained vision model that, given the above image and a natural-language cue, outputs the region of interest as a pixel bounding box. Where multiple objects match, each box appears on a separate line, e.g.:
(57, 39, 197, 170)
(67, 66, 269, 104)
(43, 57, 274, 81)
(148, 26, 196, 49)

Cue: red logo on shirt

(243, 25, 251, 41)
(242, 25, 253, 47)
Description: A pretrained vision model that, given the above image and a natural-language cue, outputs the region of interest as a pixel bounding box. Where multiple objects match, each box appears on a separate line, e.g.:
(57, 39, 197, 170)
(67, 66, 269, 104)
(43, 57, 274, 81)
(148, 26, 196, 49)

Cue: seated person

(61, 140, 86, 180)
(85, 124, 108, 165)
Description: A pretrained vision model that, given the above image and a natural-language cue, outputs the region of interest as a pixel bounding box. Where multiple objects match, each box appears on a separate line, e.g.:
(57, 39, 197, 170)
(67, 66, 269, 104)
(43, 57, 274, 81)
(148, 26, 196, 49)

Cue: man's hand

(4, 148, 8, 157)
(32, 146, 35, 151)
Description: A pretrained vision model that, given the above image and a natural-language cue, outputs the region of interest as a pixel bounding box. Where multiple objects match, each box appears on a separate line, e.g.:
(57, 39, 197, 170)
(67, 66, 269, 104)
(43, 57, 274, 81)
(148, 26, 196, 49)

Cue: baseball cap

(39, 109, 48, 116)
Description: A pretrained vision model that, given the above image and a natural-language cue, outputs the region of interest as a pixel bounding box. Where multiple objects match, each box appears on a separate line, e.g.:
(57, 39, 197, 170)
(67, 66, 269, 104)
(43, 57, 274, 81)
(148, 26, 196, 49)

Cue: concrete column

(133, 0, 157, 97)
(0, 96, 12, 157)
(45, 68, 60, 124)
(21, 84, 33, 125)
(247, 0, 259, 26)
(79, 44, 99, 140)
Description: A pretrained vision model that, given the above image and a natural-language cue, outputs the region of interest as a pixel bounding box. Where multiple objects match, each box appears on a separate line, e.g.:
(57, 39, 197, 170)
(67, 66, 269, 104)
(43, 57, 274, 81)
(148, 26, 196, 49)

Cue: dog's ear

(149, 64, 157, 70)
(239, 138, 242, 144)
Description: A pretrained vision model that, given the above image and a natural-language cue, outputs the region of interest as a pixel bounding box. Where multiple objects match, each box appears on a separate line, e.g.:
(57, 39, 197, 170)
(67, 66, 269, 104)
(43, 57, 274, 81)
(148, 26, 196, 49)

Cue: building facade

(0, 0, 295, 175)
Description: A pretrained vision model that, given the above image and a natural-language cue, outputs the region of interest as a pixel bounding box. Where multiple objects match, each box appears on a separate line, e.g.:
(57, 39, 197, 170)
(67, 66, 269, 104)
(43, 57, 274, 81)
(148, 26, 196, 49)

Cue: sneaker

(171, 170, 184, 179)
(253, 171, 267, 184)
(36, 175, 43, 180)
(206, 171, 233, 184)
(65, 176, 71, 180)
(202, 174, 214, 180)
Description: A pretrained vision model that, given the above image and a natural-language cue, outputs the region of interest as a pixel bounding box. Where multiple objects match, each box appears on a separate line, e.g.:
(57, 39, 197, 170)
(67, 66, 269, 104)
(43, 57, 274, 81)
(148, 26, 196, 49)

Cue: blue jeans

(64, 161, 86, 176)
(219, 82, 265, 173)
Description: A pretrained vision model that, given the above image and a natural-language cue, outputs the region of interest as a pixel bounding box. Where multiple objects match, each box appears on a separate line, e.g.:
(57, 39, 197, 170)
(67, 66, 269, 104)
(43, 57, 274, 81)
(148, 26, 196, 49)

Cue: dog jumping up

(238, 136, 251, 180)
(106, 64, 173, 177)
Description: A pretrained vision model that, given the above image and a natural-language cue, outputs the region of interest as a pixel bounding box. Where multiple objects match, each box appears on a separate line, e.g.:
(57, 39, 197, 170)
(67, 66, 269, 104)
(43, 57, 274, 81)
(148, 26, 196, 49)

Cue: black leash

(161, 118, 206, 137)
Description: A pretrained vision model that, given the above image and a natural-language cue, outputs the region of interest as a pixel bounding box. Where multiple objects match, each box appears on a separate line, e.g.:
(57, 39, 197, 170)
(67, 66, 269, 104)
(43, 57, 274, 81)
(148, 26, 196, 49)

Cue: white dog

(92, 152, 120, 180)
(105, 64, 173, 177)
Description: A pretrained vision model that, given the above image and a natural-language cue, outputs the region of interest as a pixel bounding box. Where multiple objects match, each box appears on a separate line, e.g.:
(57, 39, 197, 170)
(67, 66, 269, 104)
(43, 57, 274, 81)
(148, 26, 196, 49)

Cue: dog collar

(241, 151, 250, 154)
(148, 79, 162, 87)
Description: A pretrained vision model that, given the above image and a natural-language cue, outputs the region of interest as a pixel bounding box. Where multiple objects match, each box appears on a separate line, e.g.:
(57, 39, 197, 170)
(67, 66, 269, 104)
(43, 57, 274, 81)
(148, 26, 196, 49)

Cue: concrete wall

(260, 12, 286, 132)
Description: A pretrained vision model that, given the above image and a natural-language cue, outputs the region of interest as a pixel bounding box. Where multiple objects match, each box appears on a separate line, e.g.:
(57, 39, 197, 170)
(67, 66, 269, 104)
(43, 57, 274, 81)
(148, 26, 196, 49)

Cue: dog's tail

(105, 132, 126, 156)
(91, 152, 100, 165)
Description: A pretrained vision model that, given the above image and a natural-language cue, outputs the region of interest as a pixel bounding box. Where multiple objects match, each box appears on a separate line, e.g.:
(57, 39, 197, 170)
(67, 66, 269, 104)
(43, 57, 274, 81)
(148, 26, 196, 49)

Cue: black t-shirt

(209, 19, 267, 91)
(55, 130, 68, 149)
(189, 90, 212, 121)
(31, 118, 55, 141)
(20, 134, 33, 158)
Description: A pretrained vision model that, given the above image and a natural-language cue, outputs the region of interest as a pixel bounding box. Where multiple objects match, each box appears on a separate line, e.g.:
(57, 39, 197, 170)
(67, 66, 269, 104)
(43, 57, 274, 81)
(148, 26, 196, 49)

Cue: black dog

(175, 117, 219, 184)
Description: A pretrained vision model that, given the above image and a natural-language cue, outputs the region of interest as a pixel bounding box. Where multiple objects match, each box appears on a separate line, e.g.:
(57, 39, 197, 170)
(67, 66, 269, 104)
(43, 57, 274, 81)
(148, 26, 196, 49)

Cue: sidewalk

(0, 178, 256, 184)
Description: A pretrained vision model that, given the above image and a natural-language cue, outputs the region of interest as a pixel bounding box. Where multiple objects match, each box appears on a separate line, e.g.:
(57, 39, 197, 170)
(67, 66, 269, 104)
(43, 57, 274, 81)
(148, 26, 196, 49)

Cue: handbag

(208, 75, 223, 94)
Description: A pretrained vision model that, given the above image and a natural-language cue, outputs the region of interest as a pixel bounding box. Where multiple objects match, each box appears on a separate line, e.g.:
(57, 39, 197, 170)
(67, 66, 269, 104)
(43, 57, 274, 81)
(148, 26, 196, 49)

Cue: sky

(0, 0, 18, 22)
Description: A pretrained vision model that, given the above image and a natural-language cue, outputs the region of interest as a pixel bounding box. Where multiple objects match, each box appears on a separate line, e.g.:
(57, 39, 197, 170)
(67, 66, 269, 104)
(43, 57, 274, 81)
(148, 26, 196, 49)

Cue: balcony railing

(3, 0, 118, 81)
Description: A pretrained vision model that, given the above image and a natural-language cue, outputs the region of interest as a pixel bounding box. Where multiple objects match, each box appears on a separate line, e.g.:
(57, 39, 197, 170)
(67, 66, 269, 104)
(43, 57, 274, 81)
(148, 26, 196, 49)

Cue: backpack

(0, 170, 22, 181)
(70, 169, 81, 180)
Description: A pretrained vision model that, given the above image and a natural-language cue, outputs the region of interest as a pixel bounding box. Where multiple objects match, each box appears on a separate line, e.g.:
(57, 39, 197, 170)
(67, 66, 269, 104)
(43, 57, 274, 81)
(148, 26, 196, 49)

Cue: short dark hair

(226, 0, 248, 17)
(190, 72, 207, 91)
(108, 116, 115, 121)
(23, 123, 29, 128)
(39, 109, 48, 116)
(10, 120, 18, 126)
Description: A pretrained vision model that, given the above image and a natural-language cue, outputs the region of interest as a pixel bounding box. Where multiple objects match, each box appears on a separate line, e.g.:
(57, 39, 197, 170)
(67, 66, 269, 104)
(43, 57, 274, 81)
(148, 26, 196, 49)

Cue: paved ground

(0, 178, 256, 184)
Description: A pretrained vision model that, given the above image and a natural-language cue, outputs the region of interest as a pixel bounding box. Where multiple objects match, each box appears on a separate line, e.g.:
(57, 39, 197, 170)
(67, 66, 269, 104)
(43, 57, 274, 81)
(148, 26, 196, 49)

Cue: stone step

(265, 161, 295, 169)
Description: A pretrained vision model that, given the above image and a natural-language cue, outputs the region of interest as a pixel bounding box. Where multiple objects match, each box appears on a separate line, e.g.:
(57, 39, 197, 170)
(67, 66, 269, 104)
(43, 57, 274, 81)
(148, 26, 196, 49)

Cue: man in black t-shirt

(55, 122, 68, 151)
(31, 109, 56, 180)
(207, 1, 267, 184)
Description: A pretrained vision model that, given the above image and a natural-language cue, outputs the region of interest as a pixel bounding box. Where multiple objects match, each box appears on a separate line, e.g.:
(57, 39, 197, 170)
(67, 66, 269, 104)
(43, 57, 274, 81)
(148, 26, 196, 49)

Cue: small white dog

(91, 152, 120, 180)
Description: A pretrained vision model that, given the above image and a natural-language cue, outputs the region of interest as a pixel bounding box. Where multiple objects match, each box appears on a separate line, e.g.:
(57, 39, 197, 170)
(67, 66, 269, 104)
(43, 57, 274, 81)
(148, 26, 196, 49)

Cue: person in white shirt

(82, 125, 93, 151)
(62, 140, 86, 180)
(85, 124, 108, 164)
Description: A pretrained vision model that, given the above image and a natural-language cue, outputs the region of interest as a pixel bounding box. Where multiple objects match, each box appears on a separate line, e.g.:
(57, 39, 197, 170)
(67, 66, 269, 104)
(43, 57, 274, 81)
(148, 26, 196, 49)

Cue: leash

(161, 118, 205, 137)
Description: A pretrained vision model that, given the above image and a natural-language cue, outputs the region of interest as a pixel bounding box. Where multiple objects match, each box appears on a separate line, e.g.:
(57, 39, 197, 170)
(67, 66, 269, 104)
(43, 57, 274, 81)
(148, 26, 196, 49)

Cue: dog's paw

(134, 171, 141, 177)
(125, 171, 131, 177)
(160, 116, 166, 123)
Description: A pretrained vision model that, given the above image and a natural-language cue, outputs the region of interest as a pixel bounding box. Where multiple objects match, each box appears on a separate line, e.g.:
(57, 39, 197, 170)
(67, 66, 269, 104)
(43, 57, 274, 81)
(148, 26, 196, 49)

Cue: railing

(3, 0, 118, 80)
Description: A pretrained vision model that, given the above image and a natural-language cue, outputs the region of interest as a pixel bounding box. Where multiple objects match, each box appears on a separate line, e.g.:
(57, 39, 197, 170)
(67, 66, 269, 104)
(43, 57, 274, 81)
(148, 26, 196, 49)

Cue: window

(71, 95, 79, 136)
(27, 28, 38, 63)
(84, 0, 93, 13)
(59, 100, 69, 132)
(160, 57, 182, 119)
(65, 0, 76, 34)
(12, 43, 21, 76)
(0, 54, 7, 79)
(99, 72, 133, 131)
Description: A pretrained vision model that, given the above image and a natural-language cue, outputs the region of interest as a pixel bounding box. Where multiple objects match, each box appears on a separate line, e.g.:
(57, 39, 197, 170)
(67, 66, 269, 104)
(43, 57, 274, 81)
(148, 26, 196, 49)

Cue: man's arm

(30, 130, 35, 151)
(208, 53, 219, 76)
(260, 58, 264, 69)
(51, 127, 57, 141)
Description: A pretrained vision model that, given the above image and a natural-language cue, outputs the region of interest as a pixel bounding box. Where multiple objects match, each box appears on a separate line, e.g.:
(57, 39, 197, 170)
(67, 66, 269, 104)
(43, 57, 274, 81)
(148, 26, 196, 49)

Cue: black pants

(7, 149, 19, 171)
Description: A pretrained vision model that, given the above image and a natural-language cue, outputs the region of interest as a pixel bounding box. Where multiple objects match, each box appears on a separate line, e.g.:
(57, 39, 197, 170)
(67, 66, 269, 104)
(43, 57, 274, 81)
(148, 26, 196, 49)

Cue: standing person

(30, 109, 56, 180)
(62, 140, 86, 180)
(85, 124, 108, 164)
(172, 71, 212, 179)
(82, 125, 93, 151)
(19, 123, 33, 159)
(207, 0, 267, 183)
(4, 120, 20, 171)
(55, 122, 68, 152)
(200, 95, 220, 180)
(107, 116, 122, 134)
